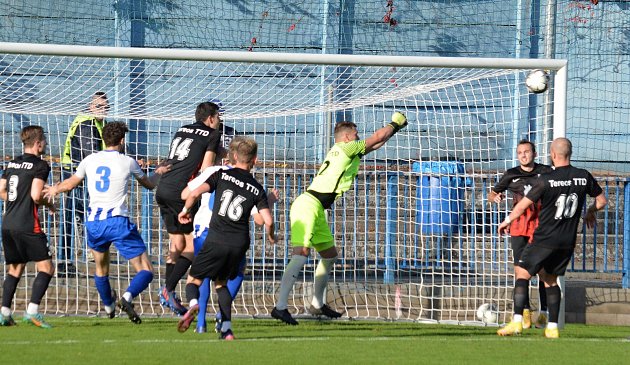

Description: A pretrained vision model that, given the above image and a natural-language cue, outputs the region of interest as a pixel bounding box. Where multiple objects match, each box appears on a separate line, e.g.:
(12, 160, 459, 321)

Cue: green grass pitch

(1, 316, 628, 364)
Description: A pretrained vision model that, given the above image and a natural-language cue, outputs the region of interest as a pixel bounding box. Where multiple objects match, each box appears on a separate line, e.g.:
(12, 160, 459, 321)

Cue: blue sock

(216, 259, 245, 321)
(198, 278, 210, 328)
(94, 275, 113, 306)
(127, 270, 153, 298)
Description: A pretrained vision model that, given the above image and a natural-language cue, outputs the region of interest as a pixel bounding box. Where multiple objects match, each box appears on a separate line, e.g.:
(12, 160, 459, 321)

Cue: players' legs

(310, 245, 340, 316)
(215, 279, 235, 340)
(23, 259, 54, 328)
(1, 263, 25, 322)
(178, 276, 202, 332)
(214, 258, 246, 331)
(127, 253, 154, 302)
(165, 232, 194, 292)
(539, 248, 573, 337)
(275, 245, 309, 312)
(92, 249, 116, 315)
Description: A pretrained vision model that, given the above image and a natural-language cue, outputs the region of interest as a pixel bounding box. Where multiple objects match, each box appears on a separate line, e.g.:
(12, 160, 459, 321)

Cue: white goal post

(0, 42, 567, 325)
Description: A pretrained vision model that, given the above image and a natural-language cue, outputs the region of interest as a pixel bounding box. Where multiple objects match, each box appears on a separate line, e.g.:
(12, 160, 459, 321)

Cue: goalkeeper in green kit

(272, 112, 408, 325)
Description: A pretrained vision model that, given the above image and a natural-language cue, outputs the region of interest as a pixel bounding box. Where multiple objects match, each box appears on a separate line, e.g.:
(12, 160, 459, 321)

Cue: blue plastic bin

(413, 161, 465, 235)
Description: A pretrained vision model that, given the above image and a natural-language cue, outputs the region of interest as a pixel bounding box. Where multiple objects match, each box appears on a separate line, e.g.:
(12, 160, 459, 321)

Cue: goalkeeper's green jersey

(307, 140, 366, 209)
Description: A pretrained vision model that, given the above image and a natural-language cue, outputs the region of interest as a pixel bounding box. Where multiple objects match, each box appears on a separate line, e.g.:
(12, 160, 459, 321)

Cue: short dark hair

(195, 102, 220, 123)
(334, 121, 357, 138)
(102, 122, 128, 147)
(518, 139, 536, 153)
(20, 125, 45, 147)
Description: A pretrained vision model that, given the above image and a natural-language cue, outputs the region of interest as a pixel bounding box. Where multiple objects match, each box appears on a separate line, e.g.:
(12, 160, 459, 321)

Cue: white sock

(123, 291, 133, 302)
(221, 320, 232, 332)
(1, 306, 11, 316)
(311, 257, 337, 309)
(513, 314, 523, 323)
(27, 303, 39, 315)
(276, 255, 308, 310)
(547, 322, 558, 329)
(189, 298, 198, 308)
(104, 305, 115, 314)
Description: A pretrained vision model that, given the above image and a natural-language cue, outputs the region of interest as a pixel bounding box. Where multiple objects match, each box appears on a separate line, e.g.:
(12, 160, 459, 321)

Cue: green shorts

(290, 192, 335, 251)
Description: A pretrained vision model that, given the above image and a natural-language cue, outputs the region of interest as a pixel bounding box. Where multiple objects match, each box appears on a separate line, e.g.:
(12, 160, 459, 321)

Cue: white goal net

(0, 42, 567, 325)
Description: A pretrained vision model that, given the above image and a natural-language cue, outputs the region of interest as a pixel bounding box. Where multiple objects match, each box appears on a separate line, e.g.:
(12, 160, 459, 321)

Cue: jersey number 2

(554, 193, 578, 220)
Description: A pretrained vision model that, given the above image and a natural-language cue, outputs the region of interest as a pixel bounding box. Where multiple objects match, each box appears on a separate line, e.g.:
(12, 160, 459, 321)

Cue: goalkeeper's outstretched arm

(365, 112, 407, 153)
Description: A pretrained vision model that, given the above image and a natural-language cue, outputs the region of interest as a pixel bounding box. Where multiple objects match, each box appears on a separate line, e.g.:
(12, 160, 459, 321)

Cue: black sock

(165, 257, 191, 292)
(185, 283, 199, 304)
(217, 286, 232, 324)
(30, 272, 53, 305)
(546, 285, 561, 323)
(2, 275, 20, 308)
(513, 278, 529, 316)
(164, 263, 175, 284)
(539, 280, 548, 311)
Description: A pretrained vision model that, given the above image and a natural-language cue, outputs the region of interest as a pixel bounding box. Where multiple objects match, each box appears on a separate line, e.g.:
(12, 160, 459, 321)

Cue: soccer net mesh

(0, 43, 566, 325)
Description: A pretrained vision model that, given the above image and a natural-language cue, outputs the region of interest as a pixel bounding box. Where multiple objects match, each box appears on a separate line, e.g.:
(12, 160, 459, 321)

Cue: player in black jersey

(156, 101, 222, 315)
(174, 137, 275, 340)
(497, 138, 607, 338)
(0, 126, 55, 328)
(489, 140, 552, 329)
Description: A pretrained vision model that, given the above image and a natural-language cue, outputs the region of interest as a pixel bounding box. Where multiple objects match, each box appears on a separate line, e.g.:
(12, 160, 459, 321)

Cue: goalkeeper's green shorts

(290, 192, 335, 251)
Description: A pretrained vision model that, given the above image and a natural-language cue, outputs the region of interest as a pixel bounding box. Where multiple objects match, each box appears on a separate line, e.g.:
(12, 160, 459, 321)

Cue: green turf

(1, 316, 628, 364)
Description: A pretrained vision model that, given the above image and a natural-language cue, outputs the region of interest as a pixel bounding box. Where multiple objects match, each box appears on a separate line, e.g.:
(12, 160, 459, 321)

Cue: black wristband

(388, 122, 401, 133)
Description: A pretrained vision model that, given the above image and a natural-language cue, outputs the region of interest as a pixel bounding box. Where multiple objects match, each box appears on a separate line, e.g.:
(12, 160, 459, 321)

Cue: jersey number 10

(554, 193, 579, 220)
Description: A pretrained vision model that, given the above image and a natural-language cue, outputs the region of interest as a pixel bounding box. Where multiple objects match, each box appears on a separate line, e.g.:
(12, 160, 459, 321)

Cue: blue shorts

(85, 216, 146, 260)
(193, 225, 208, 256)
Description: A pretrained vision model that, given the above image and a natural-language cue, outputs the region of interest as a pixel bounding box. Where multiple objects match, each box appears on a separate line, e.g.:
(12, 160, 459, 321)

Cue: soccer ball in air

(476, 303, 499, 324)
(525, 69, 549, 94)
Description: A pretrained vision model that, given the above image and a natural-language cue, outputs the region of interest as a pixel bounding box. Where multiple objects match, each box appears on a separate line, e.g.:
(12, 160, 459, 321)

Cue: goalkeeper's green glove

(388, 112, 408, 133)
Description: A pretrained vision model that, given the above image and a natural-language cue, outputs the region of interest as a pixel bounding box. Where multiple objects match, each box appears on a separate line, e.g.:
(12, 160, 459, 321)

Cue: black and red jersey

(156, 122, 221, 198)
(526, 165, 602, 249)
(1, 154, 50, 233)
(493, 163, 552, 238)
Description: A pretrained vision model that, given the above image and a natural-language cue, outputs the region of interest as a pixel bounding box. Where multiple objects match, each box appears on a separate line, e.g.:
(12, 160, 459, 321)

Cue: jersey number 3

(95, 166, 111, 192)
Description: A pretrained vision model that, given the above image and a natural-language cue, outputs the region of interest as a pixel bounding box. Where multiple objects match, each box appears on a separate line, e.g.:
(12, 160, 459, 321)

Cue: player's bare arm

(44, 174, 83, 199)
(31, 178, 56, 212)
(584, 192, 608, 229)
(259, 207, 276, 244)
(488, 190, 505, 204)
(178, 182, 212, 224)
(498, 196, 535, 234)
(364, 112, 407, 153)
(137, 163, 171, 190)
(0, 178, 7, 201)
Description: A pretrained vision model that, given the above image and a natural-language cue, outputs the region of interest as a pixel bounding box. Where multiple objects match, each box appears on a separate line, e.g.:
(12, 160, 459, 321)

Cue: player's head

(89, 91, 109, 121)
(550, 137, 572, 166)
(516, 139, 536, 167)
(21, 125, 46, 153)
(102, 121, 129, 149)
(196, 101, 222, 129)
(230, 136, 257, 168)
(334, 121, 359, 142)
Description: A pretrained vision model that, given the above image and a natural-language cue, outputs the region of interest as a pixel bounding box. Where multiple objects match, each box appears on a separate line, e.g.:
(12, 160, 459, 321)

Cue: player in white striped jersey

(46, 122, 169, 324)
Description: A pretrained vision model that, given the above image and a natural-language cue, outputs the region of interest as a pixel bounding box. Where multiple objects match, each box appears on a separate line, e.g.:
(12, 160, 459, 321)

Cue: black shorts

(510, 236, 529, 265)
(155, 193, 198, 234)
(517, 244, 574, 277)
(2, 230, 51, 264)
(189, 240, 248, 282)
